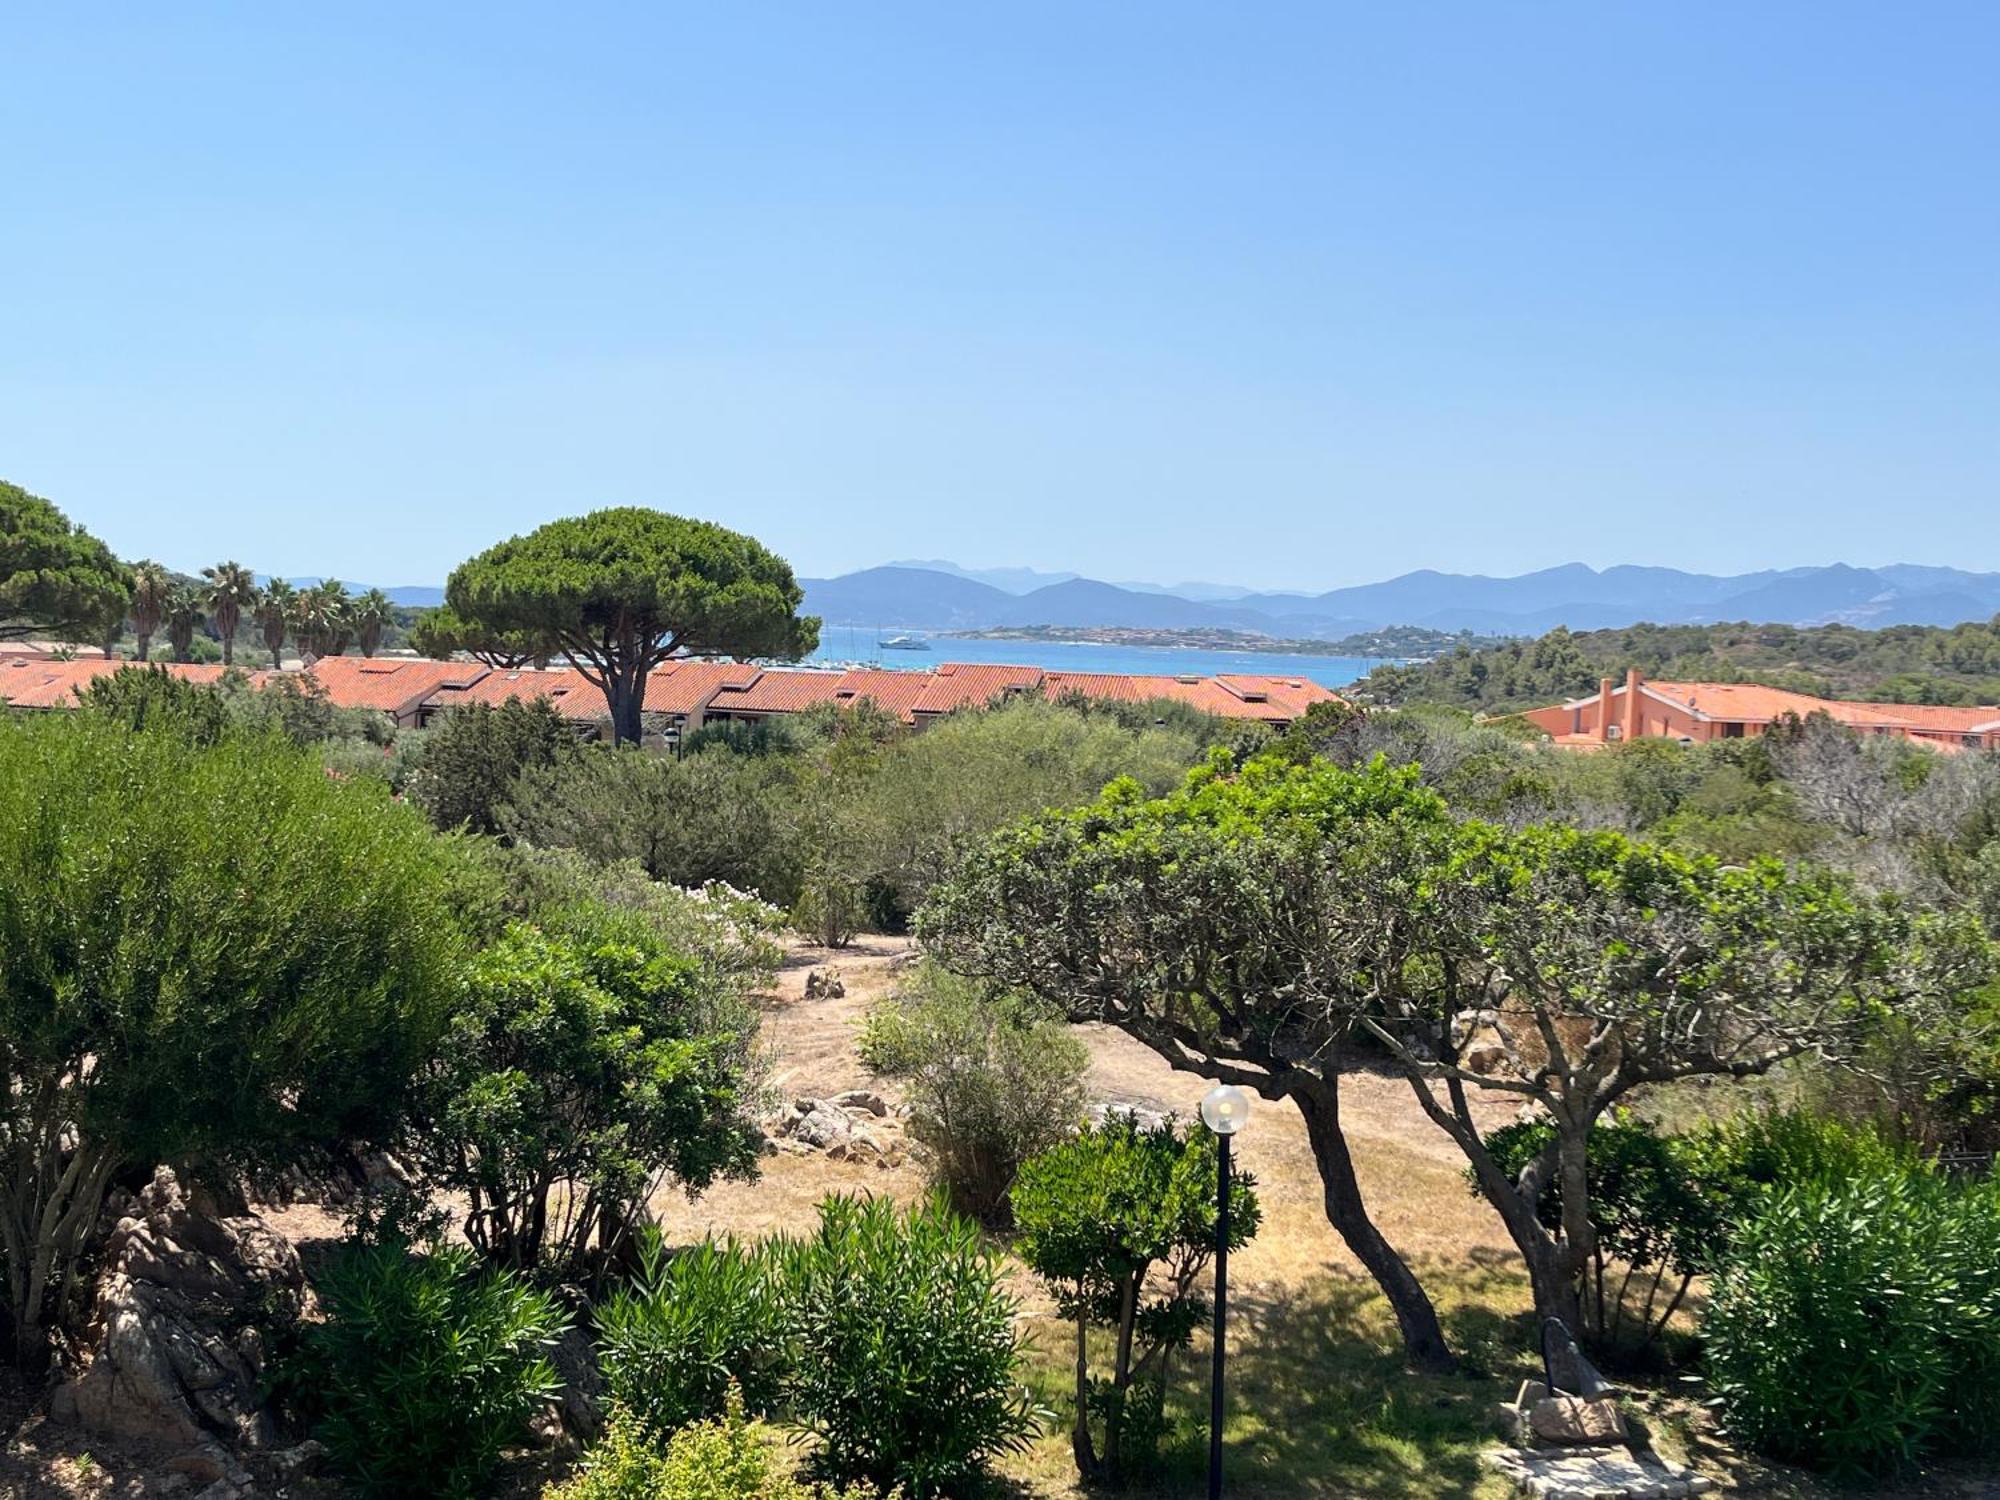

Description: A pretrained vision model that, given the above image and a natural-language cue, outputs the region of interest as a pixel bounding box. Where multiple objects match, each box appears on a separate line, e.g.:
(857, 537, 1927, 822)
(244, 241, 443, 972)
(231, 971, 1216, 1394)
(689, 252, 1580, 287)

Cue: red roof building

(1519, 669, 2000, 753)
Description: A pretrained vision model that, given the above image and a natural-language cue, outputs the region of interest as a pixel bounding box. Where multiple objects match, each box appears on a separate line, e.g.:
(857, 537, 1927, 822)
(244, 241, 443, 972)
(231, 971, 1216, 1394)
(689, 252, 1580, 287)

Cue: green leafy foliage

(859, 964, 1088, 1223)
(1703, 1168, 2000, 1477)
(0, 479, 128, 642)
(595, 1231, 786, 1434)
(503, 746, 801, 900)
(0, 713, 462, 1362)
(410, 907, 763, 1282)
(544, 1395, 882, 1500)
(771, 1194, 1041, 1496)
(407, 697, 583, 836)
(1012, 1115, 1260, 1483)
(302, 1240, 566, 1500)
(73, 663, 232, 742)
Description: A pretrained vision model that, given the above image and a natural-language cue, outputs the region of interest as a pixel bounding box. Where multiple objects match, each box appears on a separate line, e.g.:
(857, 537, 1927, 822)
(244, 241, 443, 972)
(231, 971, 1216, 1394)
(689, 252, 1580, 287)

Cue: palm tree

(293, 580, 353, 661)
(201, 561, 258, 667)
(164, 584, 204, 663)
(256, 579, 295, 669)
(352, 588, 394, 657)
(129, 560, 171, 662)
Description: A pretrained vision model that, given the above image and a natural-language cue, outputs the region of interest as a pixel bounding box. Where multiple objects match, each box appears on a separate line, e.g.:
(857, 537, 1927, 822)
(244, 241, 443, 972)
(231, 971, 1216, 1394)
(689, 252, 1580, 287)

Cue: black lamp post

(1200, 1082, 1250, 1499)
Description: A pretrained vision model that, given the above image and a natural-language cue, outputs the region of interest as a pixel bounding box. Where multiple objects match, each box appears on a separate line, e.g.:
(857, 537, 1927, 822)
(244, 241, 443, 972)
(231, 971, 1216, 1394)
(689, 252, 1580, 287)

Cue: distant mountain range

(259, 577, 445, 609)
(804, 562, 2000, 638)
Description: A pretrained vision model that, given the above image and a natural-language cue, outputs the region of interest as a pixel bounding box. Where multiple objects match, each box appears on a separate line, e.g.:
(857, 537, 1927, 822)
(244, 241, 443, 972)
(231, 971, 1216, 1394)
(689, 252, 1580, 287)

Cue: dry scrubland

(1, 937, 1977, 1499)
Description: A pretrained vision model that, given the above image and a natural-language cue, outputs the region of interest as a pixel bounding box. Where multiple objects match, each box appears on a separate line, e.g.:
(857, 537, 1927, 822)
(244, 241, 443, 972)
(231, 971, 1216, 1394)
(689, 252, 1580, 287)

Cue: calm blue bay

(806, 625, 1390, 690)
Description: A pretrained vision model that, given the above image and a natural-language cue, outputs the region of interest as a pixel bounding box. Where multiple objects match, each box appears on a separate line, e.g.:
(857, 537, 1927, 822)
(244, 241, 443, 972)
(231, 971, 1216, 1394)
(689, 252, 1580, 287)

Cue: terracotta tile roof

(1041, 671, 1191, 704)
(705, 668, 850, 716)
(910, 662, 1047, 716)
(0, 658, 247, 709)
(423, 666, 595, 719)
(644, 659, 760, 716)
(307, 655, 486, 714)
(830, 668, 931, 724)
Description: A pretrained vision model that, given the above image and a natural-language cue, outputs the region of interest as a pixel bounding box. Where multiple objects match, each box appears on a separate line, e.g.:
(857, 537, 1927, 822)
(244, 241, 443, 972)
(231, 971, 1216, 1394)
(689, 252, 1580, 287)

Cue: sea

(805, 626, 1392, 690)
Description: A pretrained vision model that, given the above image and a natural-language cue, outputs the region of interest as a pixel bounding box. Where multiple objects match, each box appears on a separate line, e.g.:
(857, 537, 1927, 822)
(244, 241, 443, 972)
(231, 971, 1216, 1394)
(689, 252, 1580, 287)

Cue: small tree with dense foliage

(503, 745, 802, 900)
(918, 753, 1458, 1371)
(0, 714, 463, 1364)
(73, 663, 232, 743)
(1704, 1167, 2000, 1477)
(859, 964, 1088, 1222)
(773, 1194, 1041, 1496)
(1013, 1116, 1260, 1484)
(411, 906, 764, 1283)
(447, 508, 818, 745)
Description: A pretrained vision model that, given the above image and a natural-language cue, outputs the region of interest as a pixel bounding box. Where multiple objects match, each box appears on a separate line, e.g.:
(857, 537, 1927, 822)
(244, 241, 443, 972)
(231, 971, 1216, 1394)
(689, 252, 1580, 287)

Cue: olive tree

(446, 509, 818, 745)
(0, 481, 128, 643)
(0, 714, 464, 1365)
(919, 752, 1459, 1371)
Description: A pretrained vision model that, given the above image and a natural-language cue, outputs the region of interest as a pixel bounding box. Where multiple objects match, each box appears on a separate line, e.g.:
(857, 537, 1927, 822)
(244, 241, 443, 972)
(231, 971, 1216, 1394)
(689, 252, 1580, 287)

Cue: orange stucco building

(1519, 669, 2000, 753)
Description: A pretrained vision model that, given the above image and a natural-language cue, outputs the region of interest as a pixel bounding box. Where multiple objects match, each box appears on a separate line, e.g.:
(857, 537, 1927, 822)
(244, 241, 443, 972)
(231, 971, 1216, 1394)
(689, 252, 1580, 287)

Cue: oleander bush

(595, 1231, 786, 1435)
(772, 1194, 1041, 1496)
(304, 1240, 566, 1500)
(1703, 1163, 2000, 1476)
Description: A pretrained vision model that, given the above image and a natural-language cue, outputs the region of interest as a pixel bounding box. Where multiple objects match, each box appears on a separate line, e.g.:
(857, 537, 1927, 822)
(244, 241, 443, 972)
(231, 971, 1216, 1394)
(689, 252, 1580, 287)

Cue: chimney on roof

(1624, 667, 1643, 741)
(1599, 676, 1616, 740)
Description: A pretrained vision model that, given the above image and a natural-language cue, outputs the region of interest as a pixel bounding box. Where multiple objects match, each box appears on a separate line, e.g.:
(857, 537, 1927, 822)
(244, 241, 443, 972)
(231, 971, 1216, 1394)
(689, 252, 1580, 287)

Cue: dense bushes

(407, 696, 581, 835)
(1704, 1169, 2000, 1476)
(586, 1195, 1037, 1497)
(410, 906, 764, 1283)
(0, 710, 463, 1362)
(595, 1233, 785, 1434)
(773, 1194, 1041, 1496)
(304, 1241, 566, 1500)
(859, 964, 1088, 1221)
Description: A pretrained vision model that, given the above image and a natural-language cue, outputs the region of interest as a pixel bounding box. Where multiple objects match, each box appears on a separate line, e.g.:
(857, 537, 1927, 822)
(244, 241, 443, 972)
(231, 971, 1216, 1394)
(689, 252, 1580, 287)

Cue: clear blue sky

(3, 4, 1995, 591)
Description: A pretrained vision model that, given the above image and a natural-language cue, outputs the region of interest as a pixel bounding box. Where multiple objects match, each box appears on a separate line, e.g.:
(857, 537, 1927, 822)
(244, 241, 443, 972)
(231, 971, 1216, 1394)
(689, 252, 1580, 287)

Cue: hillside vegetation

(1353, 617, 2000, 712)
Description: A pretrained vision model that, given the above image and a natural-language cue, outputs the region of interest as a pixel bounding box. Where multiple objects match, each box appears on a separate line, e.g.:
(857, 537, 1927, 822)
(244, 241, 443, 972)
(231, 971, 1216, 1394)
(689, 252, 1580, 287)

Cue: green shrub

(858, 965, 1088, 1223)
(1012, 1115, 1259, 1484)
(411, 905, 763, 1282)
(0, 712, 462, 1363)
(406, 696, 581, 836)
(1480, 1113, 1720, 1352)
(544, 1397, 880, 1500)
(595, 1231, 785, 1434)
(1703, 1169, 2000, 1476)
(773, 1194, 1041, 1495)
(305, 1241, 566, 1499)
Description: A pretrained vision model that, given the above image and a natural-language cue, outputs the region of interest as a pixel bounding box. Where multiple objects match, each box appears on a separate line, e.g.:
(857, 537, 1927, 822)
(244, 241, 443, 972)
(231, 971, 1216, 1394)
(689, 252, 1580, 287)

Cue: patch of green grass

(1003, 1259, 1536, 1498)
